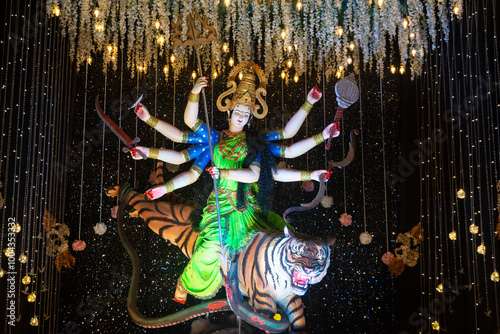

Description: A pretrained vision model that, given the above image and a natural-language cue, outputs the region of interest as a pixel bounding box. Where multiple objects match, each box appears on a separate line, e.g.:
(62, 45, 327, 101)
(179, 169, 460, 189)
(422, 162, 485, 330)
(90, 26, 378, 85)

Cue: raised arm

(134, 103, 189, 142)
(184, 77, 209, 129)
(272, 168, 332, 182)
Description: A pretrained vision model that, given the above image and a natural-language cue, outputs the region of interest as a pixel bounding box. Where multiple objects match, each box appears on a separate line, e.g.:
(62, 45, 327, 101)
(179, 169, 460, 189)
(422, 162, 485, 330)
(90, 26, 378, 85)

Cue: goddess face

(230, 104, 252, 129)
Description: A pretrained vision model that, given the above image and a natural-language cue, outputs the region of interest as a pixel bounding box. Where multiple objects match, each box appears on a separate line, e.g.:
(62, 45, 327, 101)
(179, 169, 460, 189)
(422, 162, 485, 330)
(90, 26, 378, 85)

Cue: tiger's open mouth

(293, 270, 312, 288)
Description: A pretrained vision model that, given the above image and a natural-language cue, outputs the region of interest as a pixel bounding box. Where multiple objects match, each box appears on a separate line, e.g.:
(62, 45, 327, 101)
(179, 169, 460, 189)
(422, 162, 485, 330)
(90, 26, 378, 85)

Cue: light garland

(46, 0, 463, 79)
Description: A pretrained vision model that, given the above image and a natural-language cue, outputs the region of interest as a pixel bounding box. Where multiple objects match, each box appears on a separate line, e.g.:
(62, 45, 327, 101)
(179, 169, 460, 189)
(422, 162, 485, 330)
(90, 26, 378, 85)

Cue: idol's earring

(227, 110, 231, 122)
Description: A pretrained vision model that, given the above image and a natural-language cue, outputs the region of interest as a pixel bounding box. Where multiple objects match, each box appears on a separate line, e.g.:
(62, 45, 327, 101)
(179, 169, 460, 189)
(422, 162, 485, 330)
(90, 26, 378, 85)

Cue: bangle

(301, 100, 313, 113)
(165, 181, 174, 193)
(301, 171, 312, 182)
(313, 133, 325, 145)
(220, 169, 230, 179)
(188, 92, 200, 103)
(148, 148, 159, 160)
(146, 116, 159, 128)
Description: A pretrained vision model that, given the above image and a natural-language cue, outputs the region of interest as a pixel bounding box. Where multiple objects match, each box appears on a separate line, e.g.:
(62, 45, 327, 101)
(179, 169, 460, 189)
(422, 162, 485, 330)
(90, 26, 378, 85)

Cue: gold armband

(301, 171, 312, 182)
(148, 148, 159, 160)
(301, 100, 313, 113)
(313, 133, 325, 145)
(188, 92, 200, 103)
(220, 169, 230, 179)
(146, 116, 159, 128)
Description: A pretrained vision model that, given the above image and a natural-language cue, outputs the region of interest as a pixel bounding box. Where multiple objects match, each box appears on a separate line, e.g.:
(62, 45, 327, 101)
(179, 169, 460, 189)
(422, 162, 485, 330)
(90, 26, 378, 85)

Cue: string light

(477, 244, 486, 255)
(281, 29, 286, 40)
(157, 35, 165, 46)
(337, 26, 344, 36)
(410, 32, 416, 39)
(225, 0, 230, 6)
(163, 65, 168, 75)
(287, 59, 292, 68)
(294, 73, 299, 82)
(155, 20, 160, 30)
(52, 5, 61, 17)
(239, 72, 243, 80)
(336, 70, 341, 79)
(95, 23, 104, 32)
(0, 269, 5, 278)
(457, 189, 466, 199)
(491, 271, 500, 282)
(297, 0, 302, 10)
(436, 284, 444, 293)
(453, 6, 460, 15)
(448, 231, 457, 240)
(469, 224, 479, 234)
(377, 0, 384, 7)
(87, 56, 92, 65)
(411, 48, 417, 57)
(349, 41, 355, 51)
(27, 292, 36, 302)
(192, 71, 197, 80)
(347, 57, 352, 65)
(222, 42, 229, 53)
(281, 70, 286, 79)
(19, 254, 27, 263)
(390, 65, 396, 74)
(212, 71, 218, 79)
(170, 54, 175, 63)
(22, 275, 31, 285)
(107, 45, 113, 53)
(287, 45, 293, 53)
(94, 8, 99, 18)
(339, 65, 344, 71)
(399, 65, 405, 74)
(30, 316, 39, 326)
(431, 321, 440, 330)
(229, 57, 234, 66)
(403, 18, 408, 29)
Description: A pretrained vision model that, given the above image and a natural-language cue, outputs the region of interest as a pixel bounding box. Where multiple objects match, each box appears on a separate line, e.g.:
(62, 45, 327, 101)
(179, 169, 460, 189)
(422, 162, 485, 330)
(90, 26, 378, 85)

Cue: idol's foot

(174, 282, 187, 304)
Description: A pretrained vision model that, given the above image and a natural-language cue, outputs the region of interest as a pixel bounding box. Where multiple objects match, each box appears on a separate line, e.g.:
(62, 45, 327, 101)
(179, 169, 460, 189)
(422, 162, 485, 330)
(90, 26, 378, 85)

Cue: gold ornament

(469, 224, 479, 234)
(436, 284, 444, 293)
(0, 269, 5, 278)
(449, 230, 457, 240)
(477, 244, 486, 255)
(216, 62, 268, 119)
(19, 254, 28, 263)
(3, 248, 14, 257)
(22, 275, 31, 285)
(13, 223, 21, 233)
(27, 292, 36, 302)
(457, 189, 466, 199)
(490, 271, 500, 282)
(431, 320, 440, 330)
(30, 316, 39, 326)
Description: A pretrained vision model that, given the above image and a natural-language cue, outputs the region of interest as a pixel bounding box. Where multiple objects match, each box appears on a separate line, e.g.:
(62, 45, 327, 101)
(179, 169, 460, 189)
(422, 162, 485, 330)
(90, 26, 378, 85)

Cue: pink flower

(72, 240, 86, 251)
(302, 181, 314, 192)
(339, 213, 352, 227)
(111, 206, 119, 219)
(381, 252, 395, 265)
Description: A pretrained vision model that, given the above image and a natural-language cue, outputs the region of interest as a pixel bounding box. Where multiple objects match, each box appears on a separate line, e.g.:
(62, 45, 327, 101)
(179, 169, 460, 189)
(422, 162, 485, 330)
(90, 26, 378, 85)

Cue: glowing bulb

(22, 275, 31, 285)
(108, 45, 113, 53)
(222, 42, 229, 53)
(477, 244, 486, 255)
(13, 223, 21, 233)
(170, 54, 175, 63)
(155, 20, 160, 30)
(94, 8, 99, 18)
(229, 57, 234, 66)
(339, 65, 344, 71)
(281, 70, 286, 79)
(212, 71, 218, 79)
(192, 71, 197, 80)
(336, 71, 341, 79)
(377, 0, 383, 7)
(4, 248, 14, 257)
(347, 57, 352, 65)
(337, 26, 343, 36)
(27, 292, 36, 302)
(411, 48, 417, 57)
(87, 57, 92, 65)
(469, 224, 479, 234)
(163, 65, 168, 74)
(225, 0, 230, 6)
(390, 65, 396, 74)
(436, 284, 444, 293)
(239, 72, 243, 80)
(457, 189, 466, 199)
(157, 35, 165, 46)
(297, 1, 302, 10)
(138, 66, 143, 72)
(431, 321, 440, 330)
(403, 18, 408, 29)
(52, 5, 60, 17)
(294, 74, 299, 82)
(287, 45, 293, 53)
(453, 6, 460, 15)
(410, 32, 415, 39)
(449, 231, 457, 240)
(0, 269, 4, 278)
(30, 316, 39, 326)
(111, 56, 116, 62)
(491, 271, 500, 282)
(349, 41, 355, 51)
(19, 254, 27, 263)
(287, 59, 292, 68)
(281, 29, 286, 40)
(95, 23, 104, 32)
(399, 65, 405, 74)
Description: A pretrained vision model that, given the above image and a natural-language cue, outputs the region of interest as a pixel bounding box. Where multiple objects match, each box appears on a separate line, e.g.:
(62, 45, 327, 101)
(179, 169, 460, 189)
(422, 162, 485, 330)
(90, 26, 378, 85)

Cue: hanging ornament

(448, 230, 457, 240)
(359, 232, 372, 245)
(321, 196, 333, 208)
(469, 224, 479, 234)
(93, 222, 107, 235)
(19, 254, 28, 263)
(491, 271, 500, 282)
(0, 268, 5, 278)
(30, 316, 39, 326)
(436, 284, 444, 293)
(381, 252, 394, 265)
(477, 244, 486, 255)
(457, 189, 466, 199)
(27, 292, 36, 302)
(3, 248, 14, 257)
(339, 213, 353, 227)
(302, 181, 314, 192)
(22, 275, 31, 285)
(431, 321, 440, 330)
(72, 240, 86, 252)
(13, 223, 21, 233)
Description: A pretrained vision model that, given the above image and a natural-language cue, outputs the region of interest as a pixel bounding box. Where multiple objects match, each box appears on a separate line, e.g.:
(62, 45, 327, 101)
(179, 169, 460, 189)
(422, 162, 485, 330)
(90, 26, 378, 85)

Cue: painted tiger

(107, 180, 334, 332)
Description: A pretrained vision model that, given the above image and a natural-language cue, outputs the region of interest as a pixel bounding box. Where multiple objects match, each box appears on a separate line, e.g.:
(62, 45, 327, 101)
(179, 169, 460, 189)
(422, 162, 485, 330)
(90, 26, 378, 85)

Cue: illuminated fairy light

(453, 6, 460, 15)
(436, 284, 444, 293)
(287, 59, 292, 68)
(222, 42, 229, 53)
(339, 65, 344, 71)
(229, 57, 234, 66)
(469, 224, 479, 234)
(431, 321, 440, 330)
(296, 0, 302, 10)
(157, 35, 165, 46)
(52, 5, 60, 17)
(347, 57, 352, 65)
(27, 292, 36, 302)
(337, 26, 344, 36)
(225, 0, 230, 7)
(336, 70, 341, 79)
(87, 56, 92, 65)
(95, 23, 104, 32)
(457, 189, 466, 199)
(390, 65, 396, 74)
(170, 54, 175, 63)
(448, 230, 457, 240)
(0, 269, 5, 278)
(287, 45, 293, 53)
(94, 8, 99, 18)
(410, 32, 415, 39)
(281, 29, 286, 40)
(403, 18, 408, 29)
(155, 20, 160, 30)
(30, 316, 39, 326)
(399, 65, 405, 74)
(477, 244, 486, 255)
(294, 73, 299, 82)
(107, 45, 113, 53)
(491, 271, 500, 282)
(22, 275, 31, 285)
(349, 41, 355, 51)
(192, 71, 197, 80)
(212, 70, 218, 79)
(411, 48, 417, 57)
(163, 65, 168, 74)
(239, 72, 243, 80)
(281, 70, 285, 79)
(377, 0, 384, 7)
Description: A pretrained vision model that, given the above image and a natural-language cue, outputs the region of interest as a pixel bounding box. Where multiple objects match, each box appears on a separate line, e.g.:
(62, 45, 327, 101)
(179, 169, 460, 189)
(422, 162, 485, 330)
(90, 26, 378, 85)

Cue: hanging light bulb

(212, 70, 218, 79)
(222, 42, 229, 53)
(403, 18, 408, 29)
(337, 26, 344, 36)
(170, 54, 175, 63)
(339, 65, 344, 71)
(410, 32, 415, 39)
(347, 57, 352, 65)
(457, 189, 466, 199)
(294, 73, 299, 82)
(287, 59, 292, 68)
(22, 275, 31, 285)
(411, 48, 417, 57)
(95, 23, 104, 32)
(52, 5, 60, 17)
(377, 0, 384, 7)
(287, 45, 293, 53)
(192, 71, 197, 80)
(163, 65, 168, 74)
(108, 44, 113, 53)
(449, 230, 457, 240)
(94, 8, 99, 18)
(399, 65, 405, 74)
(436, 284, 444, 293)
(239, 72, 243, 80)
(30, 316, 39, 326)
(281, 29, 286, 40)
(469, 224, 479, 234)
(431, 321, 440, 330)
(453, 6, 460, 15)
(297, 0, 302, 10)
(229, 57, 234, 66)
(349, 41, 355, 51)
(19, 254, 28, 263)
(281, 70, 286, 79)
(13, 223, 21, 233)
(157, 35, 165, 46)
(27, 292, 36, 302)
(477, 244, 486, 255)
(155, 20, 160, 30)
(491, 271, 500, 282)
(225, 0, 230, 7)
(336, 71, 341, 79)
(390, 65, 396, 74)
(87, 56, 92, 65)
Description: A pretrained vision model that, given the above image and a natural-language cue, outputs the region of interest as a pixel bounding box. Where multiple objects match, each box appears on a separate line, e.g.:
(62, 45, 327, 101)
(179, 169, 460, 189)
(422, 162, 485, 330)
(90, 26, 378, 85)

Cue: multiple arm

(272, 168, 331, 182)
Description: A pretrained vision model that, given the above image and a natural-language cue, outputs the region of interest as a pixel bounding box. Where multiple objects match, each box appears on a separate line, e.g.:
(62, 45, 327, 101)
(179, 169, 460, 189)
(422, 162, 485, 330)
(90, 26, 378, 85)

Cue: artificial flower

(93, 222, 107, 235)
(302, 181, 314, 192)
(111, 206, 119, 219)
(72, 240, 86, 251)
(339, 213, 352, 227)
(388, 257, 405, 277)
(381, 252, 395, 265)
(321, 196, 333, 208)
(359, 231, 372, 245)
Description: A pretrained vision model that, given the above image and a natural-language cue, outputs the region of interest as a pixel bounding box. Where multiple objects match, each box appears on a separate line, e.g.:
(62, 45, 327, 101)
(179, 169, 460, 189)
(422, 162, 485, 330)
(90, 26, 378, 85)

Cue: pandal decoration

(386, 222, 423, 277)
(43, 210, 75, 272)
(46, 0, 464, 79)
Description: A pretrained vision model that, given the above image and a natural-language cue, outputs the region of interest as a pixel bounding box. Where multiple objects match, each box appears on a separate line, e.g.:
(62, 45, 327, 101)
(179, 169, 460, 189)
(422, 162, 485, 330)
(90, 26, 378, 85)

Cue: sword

(95, 95, 146, 159)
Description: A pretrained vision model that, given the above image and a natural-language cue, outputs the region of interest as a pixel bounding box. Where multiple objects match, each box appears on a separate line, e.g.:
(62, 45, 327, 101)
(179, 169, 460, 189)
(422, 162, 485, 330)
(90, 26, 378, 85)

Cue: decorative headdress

(216, 62, 268, 119)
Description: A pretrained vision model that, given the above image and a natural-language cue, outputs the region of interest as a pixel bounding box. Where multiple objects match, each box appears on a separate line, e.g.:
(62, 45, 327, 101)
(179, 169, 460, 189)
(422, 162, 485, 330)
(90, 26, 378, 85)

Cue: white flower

(94, 222, 107, 236)
(321, 196, 333, 208)
(359, 231, 372, 245)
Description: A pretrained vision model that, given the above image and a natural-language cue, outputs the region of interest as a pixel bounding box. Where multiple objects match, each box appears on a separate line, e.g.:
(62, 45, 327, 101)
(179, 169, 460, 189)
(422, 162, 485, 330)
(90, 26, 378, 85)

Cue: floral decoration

(43, 210, 75, 272)
(359, 231, 373, 245)
(321, 195, 333, 208)
(72, 240, 86, 251)
(111, 206, 119, 219)
(302, 181, 314, 192)
(381, 251, 395, 265)
(339, 213, 352, 227)
(386, 222, 423, 276)
(94, 222, 107, 235)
